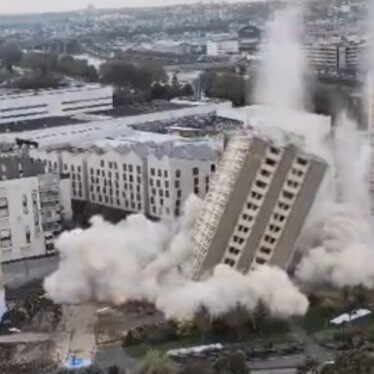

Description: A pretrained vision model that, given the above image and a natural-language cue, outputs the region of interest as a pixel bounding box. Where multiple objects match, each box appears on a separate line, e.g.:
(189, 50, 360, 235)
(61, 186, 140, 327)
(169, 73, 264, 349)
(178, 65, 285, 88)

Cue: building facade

(190, 134, 327, 280)
(0, 85, 113, 125)
(31, 141, 222, 219)
(0, 155, 72, 263)
(303, 42, 364, 75)
(206, 40, 239, 56)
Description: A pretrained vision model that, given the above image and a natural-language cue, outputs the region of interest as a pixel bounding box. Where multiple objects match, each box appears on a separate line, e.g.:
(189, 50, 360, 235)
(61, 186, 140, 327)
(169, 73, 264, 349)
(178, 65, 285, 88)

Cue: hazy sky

(0, 0, 208, 14)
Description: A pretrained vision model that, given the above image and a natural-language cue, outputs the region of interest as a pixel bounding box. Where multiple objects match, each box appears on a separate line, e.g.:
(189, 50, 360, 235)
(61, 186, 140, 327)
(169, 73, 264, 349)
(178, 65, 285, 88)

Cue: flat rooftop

(0, 84, 106, 100)
(0, 101, 190, 134)
(217, 105, 332, 158)
(2, 103, 230, 148)
(44, 131, 223, 161)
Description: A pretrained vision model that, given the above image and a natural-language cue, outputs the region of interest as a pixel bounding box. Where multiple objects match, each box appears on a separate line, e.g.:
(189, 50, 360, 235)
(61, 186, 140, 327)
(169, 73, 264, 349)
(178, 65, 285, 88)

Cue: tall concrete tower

(190, 132, 327, 280)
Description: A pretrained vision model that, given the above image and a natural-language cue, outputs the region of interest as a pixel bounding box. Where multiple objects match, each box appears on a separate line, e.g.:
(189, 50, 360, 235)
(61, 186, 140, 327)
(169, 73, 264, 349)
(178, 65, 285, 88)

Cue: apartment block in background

(0, 154, 72, 262)
(190, 133, 327, 280)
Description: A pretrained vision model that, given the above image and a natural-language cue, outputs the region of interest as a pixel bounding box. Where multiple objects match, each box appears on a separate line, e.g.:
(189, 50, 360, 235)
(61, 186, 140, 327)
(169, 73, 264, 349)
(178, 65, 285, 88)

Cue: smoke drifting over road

(44, 195, 308, 319)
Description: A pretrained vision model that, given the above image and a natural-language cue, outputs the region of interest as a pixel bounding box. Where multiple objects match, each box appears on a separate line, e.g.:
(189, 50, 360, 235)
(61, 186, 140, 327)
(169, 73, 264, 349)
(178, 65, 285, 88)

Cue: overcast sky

(0, 0, 217, 14)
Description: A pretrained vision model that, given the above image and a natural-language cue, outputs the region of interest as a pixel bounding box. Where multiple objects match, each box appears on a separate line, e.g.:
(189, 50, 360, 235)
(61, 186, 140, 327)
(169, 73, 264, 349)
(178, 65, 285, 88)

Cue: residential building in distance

(0, 154, 72, 263)
(206, 39, 239, 56)
(189, 131, 327, 280)
(303, 41, 364, 75)
(0, 84, 113, 125)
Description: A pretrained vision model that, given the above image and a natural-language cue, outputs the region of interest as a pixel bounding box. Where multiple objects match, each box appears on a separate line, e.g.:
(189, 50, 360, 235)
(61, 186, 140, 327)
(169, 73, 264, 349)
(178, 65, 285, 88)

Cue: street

(3, 255, 59, 288)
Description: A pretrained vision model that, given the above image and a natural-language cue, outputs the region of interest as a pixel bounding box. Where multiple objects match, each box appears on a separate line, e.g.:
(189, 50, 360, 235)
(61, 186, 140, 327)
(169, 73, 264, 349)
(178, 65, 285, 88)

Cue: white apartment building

(0, 84, 113, 124)
(147, 153, 216, 218)
(86, 150, 147, 215)
(31, 138, 222, 219)
(0, 155, 72, 263)
(206, 40, 240, 56)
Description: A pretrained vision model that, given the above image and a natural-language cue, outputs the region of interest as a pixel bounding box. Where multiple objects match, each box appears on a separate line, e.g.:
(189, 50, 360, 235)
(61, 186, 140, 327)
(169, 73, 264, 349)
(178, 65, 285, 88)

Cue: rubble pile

(96, 301, 164, 345)
(2, 280, 62, 332)
(0, 343, 56, 374)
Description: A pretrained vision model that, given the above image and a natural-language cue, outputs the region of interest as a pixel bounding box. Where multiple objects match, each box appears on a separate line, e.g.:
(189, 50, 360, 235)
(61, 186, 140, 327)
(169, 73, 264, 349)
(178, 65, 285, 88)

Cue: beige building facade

(190, 134, 327, 280)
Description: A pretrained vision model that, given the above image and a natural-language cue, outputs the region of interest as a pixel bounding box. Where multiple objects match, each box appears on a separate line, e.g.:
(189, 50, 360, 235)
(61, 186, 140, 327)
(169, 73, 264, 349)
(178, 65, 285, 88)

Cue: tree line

(0, 44, 195, 102)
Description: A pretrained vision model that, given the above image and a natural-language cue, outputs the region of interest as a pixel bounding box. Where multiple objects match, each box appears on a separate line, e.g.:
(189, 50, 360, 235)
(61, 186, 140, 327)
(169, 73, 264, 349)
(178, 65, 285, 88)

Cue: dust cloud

(297, 114, 374, 288)
(44, 194, 308, 319)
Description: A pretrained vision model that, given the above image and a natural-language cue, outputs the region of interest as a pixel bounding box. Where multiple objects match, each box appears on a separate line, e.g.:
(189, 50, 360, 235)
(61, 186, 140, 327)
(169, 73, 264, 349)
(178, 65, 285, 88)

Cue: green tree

(140, 62, 168, 84)
(100, 61, 137, 87)
(0, 44, 23, 71)
(171, 73, 179, 88)
(137, 350, 177, 374)
(57, 55, 98, 82)
(221, 305, 251, 341)
(211, 73, 246, 106)
(20, 52, 58, 74)
(107, 366, 120, 374)
(150, 82, 169, 100)
(351, 285, 370, 309)
(181, 83, 194, 97)
(214, 350, 248, 374)
(181, 362, 215, 374)
(200, 70, 216, 96)
(321, 350, 374, 374)
(12, 72, 62, 90)
(194, 306, 211, 343)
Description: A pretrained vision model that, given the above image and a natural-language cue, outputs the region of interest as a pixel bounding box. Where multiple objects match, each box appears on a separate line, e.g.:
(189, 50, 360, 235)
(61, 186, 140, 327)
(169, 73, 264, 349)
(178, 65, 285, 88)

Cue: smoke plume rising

(255, 5, 308, 111)
(44, 194, 308, 319)
(297, 114, 374, 288)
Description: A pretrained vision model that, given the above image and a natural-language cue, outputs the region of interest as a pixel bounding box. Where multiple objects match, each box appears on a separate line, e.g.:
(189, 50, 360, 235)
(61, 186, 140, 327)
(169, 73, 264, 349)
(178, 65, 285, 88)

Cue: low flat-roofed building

(0, 84, 113, 125)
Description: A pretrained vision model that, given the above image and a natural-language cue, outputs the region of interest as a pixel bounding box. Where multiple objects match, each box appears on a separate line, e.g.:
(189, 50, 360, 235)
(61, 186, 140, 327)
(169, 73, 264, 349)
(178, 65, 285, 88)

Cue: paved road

(248, 354, 305, 370)
(95, 344, 137, 372)
(56, 304, 97, 367)
(0, 332, 53, 343)
(289, 322, 333, 362)
(3, 256, 59, 287)
(252, 369, 297, 374)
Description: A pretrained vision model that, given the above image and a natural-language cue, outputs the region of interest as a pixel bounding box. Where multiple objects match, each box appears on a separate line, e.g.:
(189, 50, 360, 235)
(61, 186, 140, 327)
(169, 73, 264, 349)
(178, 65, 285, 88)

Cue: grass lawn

(124, 335, 203, 359)
(301, 305, 334, 334)
(124, 320, 291, 360)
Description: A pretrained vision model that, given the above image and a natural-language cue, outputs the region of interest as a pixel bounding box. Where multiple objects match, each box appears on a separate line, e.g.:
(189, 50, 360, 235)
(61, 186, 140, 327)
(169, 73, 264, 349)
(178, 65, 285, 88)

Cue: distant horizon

(0, 0, 265, 16)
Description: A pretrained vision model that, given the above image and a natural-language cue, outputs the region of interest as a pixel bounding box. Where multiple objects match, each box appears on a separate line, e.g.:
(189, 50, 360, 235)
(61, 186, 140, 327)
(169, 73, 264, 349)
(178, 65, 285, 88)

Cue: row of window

(150, 168, 169, 178)
(150, 179, 169, 188)
(149, 165, 215, 179)
(90, 193, 142, 210)
(151, 206, 172, 215)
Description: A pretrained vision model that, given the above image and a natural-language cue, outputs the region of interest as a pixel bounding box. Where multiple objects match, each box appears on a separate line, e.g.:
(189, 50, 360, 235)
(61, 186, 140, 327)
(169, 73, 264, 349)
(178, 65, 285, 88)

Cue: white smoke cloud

(296, 113, 374, 288)
(255, 5, 308, 111)
(44, 194, 308, 319)
(158, 265, 308, 320)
